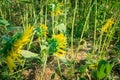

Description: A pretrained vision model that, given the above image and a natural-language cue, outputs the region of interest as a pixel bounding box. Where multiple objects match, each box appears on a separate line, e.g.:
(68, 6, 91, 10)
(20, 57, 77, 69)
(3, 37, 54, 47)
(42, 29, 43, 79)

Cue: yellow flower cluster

(101, 18, 114, 32)
(52, 34, 67, 58)
(40, 24, 48, 37)
(50, 9, 62, 16)
(6, 25, 34, 72)
(54, 9, 62, 16)
(50, 3, 64, 16)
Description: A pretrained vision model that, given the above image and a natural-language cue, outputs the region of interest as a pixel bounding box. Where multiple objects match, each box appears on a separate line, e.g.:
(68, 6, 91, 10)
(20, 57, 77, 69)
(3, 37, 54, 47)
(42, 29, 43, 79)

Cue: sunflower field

(0, 0, 120, 80)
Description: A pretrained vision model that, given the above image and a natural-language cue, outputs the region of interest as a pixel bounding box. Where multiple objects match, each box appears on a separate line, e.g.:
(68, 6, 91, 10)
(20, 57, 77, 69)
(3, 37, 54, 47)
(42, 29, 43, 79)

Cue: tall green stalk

(52, 4, 55, 35)
(45, 0, 48, 26)
(93, 0, 97, 54)
(71, 0, 78, 54)
(76, 0, 94, 54)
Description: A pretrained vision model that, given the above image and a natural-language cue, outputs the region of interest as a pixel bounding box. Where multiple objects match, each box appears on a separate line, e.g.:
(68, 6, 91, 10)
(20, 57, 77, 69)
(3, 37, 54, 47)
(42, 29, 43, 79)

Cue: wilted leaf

(21, 50, 39, 58)
(59, 56, 67, 63)
(55, 23, 66, 34)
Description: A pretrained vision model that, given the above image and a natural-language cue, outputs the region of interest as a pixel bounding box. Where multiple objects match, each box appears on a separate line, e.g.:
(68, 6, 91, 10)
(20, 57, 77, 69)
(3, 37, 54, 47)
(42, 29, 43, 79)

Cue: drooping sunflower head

(36, 24, 48, 37)
(48, 33, 67, 58)
(101, 18, 114, 33)
(6, 24, 34, 72)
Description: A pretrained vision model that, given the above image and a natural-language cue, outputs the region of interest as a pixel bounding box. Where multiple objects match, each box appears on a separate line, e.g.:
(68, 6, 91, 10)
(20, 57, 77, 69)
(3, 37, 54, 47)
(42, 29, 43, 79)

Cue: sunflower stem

(41, 54, 47, 80)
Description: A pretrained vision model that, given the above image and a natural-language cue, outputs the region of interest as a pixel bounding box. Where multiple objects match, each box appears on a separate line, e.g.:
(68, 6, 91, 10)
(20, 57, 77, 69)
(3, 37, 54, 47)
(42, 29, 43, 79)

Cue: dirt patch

(22, 66, 60, 80)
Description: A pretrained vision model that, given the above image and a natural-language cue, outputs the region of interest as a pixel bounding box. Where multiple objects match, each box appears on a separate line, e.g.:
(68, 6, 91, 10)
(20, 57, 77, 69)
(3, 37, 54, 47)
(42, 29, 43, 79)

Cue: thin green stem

(45, 0, 48, 26)
(64, 0, 67, 35)
(57, 58, 63, 80)
(98, 31, 103, 54)
(93, 0, 97, 54)
(27, 31, 35, 50)
(40, 0, 43, 24)
(71, 0, 78, 54)
(52, 4, 55, 35)
(41, 54, 47, 80)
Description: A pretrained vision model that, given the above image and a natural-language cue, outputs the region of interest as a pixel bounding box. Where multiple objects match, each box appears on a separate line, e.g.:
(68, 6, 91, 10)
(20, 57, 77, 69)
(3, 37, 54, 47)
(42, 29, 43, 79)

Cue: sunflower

(101, 18, 114, 32)
(6, 25, 34, 72)
(48, 33, 67, 58)
(40, 24, 48, 37)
